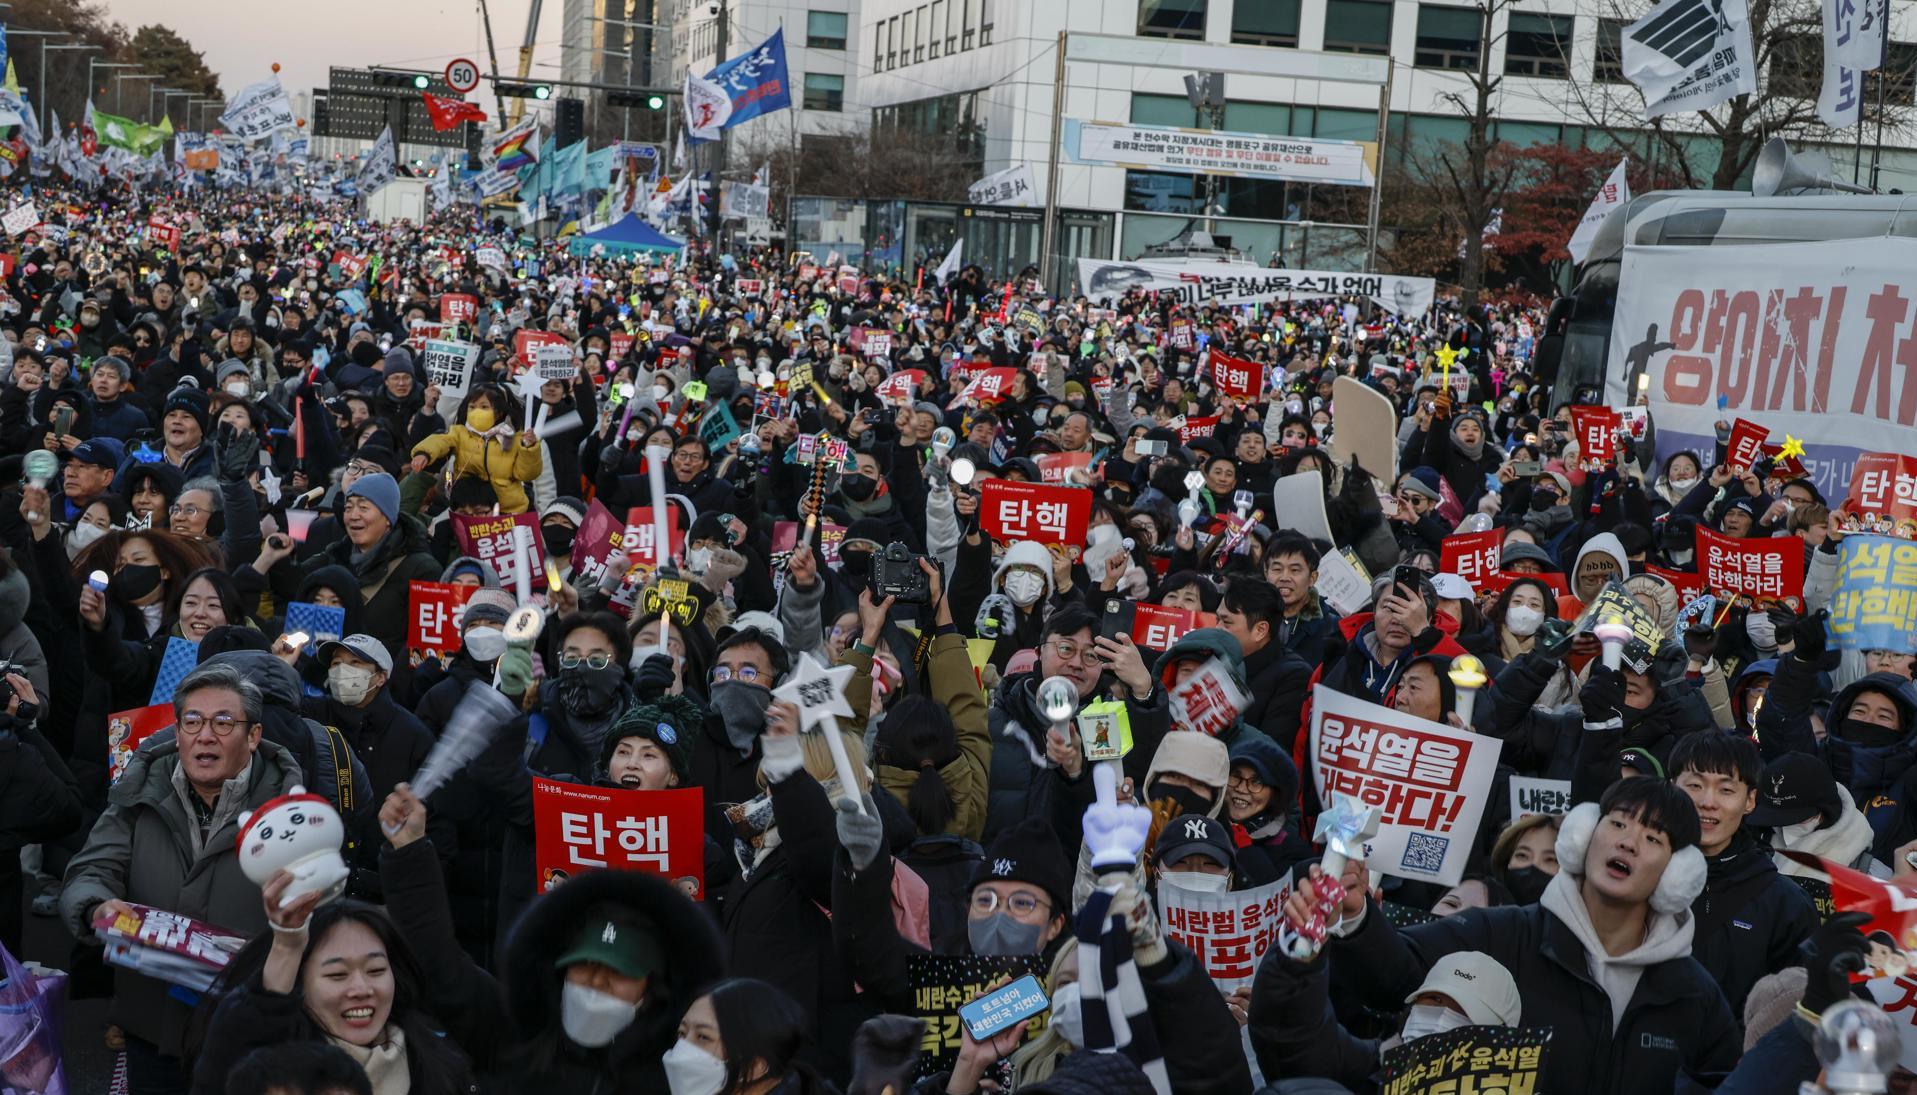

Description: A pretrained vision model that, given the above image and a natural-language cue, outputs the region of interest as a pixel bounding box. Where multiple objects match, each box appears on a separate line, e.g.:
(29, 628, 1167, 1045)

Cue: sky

(96, 0, 566, 118)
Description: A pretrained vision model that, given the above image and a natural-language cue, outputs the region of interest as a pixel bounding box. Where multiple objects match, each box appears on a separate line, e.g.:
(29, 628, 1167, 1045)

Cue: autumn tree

(127, 24, 222, 129)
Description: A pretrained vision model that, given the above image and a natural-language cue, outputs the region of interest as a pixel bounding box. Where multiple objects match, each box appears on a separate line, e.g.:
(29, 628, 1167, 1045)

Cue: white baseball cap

(1407, 950, 1521, 1027)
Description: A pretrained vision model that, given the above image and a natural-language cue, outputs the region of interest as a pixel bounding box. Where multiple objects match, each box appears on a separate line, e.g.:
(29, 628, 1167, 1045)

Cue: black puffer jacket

(1481, 650, 1713, 789)
(1688, 831, 1817, 1020)
(1759, 662, 1917, 841)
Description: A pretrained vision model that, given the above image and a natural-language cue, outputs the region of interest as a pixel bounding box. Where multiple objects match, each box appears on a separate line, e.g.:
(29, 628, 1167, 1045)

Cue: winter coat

(1759, 662, 1917, 841)
(0, 719, 82, 957)
(1248, 950, 1382, 1092)
(88, 392, 152, 442)
(1688, 832, 1818, 1021)
(60, 737, 306, 1056)
(1277, 592, 1340, 670)
(983, 672, 1169, 846)
(300, 688, 436, 895)
(867, 633, 992, 841)
(1238, 639, 1311, 749)
(1151, 628, 1280, 751)
(0, 567, 50, 705)
(411, 424, 544, 513)
(379, 838, 726, 1094)
(1137, 940, 1255, 1095)
(1325, 889, 1740, 1093)
(270, 514, 443, 669)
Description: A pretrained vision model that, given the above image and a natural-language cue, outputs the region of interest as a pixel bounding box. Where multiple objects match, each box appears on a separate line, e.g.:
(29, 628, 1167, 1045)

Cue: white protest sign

(1509, 776, 1573, 819)
(2, 203, 40, 236)
(1168, 656, 1248, 737)
(421, 339, 479, 414)
(1309, 684, 1502, 886)
(475, 246, 506, 270)
(1271, 470, 1332, 542)
(534, 341, 576, 380)
(1158, 874, 1291, 992)
(1314, 550, 1373, 617)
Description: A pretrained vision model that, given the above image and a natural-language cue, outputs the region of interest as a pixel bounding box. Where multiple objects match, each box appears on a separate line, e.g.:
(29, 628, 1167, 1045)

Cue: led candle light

(1448, 653, 1488, 728)
(1594, 616, 1634, 671)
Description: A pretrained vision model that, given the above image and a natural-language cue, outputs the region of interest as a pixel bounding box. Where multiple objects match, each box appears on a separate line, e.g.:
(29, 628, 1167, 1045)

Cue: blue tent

(568, 213, 684, 256)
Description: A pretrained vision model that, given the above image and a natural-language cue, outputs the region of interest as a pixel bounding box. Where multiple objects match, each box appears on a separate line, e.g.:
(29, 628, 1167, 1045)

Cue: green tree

(126, 24, 221, 99)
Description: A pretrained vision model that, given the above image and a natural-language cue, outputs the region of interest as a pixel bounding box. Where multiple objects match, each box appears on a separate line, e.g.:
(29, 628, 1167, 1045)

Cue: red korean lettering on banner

(532, 778, 705, 899)
(1569, 405, 1618, 469)
(954, 367, 1018, 406)
(608, 332, 635, 361)
(1178, 416, 1221, 445)
(623, 507, 686, 568)
(452, 512, 551, 592)
(1698, 526, 1802, 603)
(1033, 452, 1093, 486)
(439, 294, 478, 324)
(406, 581, 480, 658)
(978, 480, 1090, 546)
(1210, 351, 1262, 401)
(875, 369, 926, 404)
(1316, 710, 1471, 833)
(1839, 452, 1917, 538)
(1439, 530, 1502, 586)
(1726, 418, 1769, 473)
(1131, 603, 1217, 651)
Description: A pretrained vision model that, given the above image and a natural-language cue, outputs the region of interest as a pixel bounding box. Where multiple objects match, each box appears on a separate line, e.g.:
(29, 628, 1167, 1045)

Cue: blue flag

(704, 28, 791, 130)
(283, 602, 346, 656)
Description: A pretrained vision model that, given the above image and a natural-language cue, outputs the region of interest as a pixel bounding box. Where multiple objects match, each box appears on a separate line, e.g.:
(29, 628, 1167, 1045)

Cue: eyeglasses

(1228, 772, 1267, 793)
(345, 461, 383, 477)
(709, 664, 762, 684)
(970, 890, 1050, 917)
(178, 712, 251, 737)
(169, 503, 206, 519)
(1044, 640, 1101, 666)
(558, 651, 615, 671)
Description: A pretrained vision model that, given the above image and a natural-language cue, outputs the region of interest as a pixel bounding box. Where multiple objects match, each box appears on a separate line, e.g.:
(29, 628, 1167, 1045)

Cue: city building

(652, 0, 866, 158)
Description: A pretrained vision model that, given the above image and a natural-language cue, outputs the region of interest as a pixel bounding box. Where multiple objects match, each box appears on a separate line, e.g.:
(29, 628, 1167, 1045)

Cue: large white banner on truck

(1605, 236, 1917, 501)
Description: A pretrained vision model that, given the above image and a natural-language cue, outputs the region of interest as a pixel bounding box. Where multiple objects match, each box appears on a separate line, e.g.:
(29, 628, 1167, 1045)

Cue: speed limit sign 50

(444, 58, 481, 94)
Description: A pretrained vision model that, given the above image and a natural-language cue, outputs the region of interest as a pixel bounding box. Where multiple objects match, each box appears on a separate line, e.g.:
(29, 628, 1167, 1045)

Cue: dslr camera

(871, 541, 940, 605)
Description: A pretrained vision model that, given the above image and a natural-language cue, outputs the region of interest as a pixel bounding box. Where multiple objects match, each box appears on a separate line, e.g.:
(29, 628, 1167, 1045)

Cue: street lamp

(12, 30, 72, 131)
(113, 72, 158, 120)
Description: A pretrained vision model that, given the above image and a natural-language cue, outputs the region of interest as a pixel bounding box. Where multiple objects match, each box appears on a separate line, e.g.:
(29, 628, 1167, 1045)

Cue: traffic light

(608, 90, 670, 110)
(497, 81, 552, 100)
(648, 94, 665, 110)
(554, 97, 584, 147)
(412, 74, 430, 90)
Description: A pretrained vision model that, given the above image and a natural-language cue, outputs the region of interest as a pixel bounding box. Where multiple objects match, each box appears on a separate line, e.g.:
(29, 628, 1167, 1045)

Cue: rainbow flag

(488, 117, 539, 174)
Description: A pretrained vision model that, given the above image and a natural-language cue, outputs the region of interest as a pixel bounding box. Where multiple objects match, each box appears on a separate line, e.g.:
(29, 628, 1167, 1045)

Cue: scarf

(1074, 888, 1170, 1094)
(333, 1027, 410, 1095)
(1450, 419, 1487, 462)
(726, 776, 847, 874)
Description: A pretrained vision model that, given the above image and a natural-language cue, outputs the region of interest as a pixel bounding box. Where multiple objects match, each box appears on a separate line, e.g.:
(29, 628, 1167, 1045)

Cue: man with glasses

(692, 624, 793, 821)
(61, 661, 307, 1094)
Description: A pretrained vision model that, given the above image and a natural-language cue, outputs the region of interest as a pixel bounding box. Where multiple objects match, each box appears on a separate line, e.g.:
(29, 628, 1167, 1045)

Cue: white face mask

(327, 664, 378, 706)
(1003, 569, 1045, 607)
(652, 384, 670, 403)
(1048, 982, 1085, 1048)
(1779, 814, 1823, 846)
(559, 981, 639, 1048)
(685, 546, 713, 576)
(1400, 1004, 1471, 1043)
(66, 521, 106, 560)
(224, 381, 250, 399)
(662, 1038, 728, 1095)
(1669, 476, 1698, 493)
(1160, 870, 1230, 894)
(1504, 604, 1544, 638)
(1746, 613, 1778, 650)
(464, 626, 508, 663)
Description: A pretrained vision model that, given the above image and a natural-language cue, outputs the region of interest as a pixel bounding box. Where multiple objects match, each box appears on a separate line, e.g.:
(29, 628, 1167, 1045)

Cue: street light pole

(114, 73, 157, 120)
(11, 30, 72, 132)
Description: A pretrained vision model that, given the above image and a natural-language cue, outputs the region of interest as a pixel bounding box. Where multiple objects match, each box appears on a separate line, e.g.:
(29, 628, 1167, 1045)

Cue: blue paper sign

(958, 974, 1049, 1042)
(1828, 535, 1917, 652)
(148, 637, 202, 707)
(282, 601, 347, 656)
(701, 28, 792, 131)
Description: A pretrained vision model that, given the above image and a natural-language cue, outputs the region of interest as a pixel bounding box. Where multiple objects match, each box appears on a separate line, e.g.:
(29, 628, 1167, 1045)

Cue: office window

(918, 5, 929, 59)
(874, 21, 885, 70)
(903, 9, 917, 64)
(1231, 0, 1299, 46)
(963, 0, 976, 48)
(1415, 5, 1481, 69)
(887, 16, 899, 69)
(946, 0, 959, 51)
(1139, 0, 1207, 39)
(1505, 12, 1572, 77)
(804, 72, 845, 111)
(980, 0, 992, 45)
(1593, 18, 1625, 82)
(930, 0, 942, 56)
(807, 10, 848, 49)
(1324, 0, 1393, 54)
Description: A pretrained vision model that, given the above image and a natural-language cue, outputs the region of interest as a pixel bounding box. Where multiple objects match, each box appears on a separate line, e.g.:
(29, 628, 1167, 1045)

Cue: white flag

(967, 164, 1035, 207)
(1820, 0, 1884, 128)
(220, 75, 298, 140)
(934, 238, 963, 283)
(358, 125, 396, 191)
(1567, 159, 1631, 265)
(683, 72, 731, 141)
(1622, 0, 1757, 118)
(672, 129, 686, 171)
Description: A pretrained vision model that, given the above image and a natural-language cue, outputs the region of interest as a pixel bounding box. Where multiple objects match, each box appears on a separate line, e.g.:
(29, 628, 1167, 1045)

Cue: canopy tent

(567, 213, 684, 257)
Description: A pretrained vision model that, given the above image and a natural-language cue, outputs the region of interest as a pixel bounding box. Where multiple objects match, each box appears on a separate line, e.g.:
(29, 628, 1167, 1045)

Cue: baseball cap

(69, 437, 124, 470)
(1152, 814, 1236, 871)
(1430, 573, 1475, 601)
(1406, 951, 1521, 1027)
(716, 610, 785, 646)
(316, 633, 394, 676)
(1745, 751, 1843, 829)
(553, 906, 666, 981)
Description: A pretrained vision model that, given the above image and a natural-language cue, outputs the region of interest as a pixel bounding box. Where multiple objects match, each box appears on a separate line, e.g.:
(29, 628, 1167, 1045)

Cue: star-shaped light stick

(1780, 435, 1806, 460)
(1285, 792, 1383, 960)
(773, 652, 864, 813)
(1433, 343, 1464, 394)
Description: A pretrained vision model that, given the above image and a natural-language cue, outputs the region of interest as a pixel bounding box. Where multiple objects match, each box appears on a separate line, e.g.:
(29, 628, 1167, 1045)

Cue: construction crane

(472, 0, 540, 125)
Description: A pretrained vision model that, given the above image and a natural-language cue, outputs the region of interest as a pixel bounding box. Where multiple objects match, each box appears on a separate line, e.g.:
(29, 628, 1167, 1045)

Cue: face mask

(969, 910, 1045, 956)
(1502, 865, 1552, 905)
(685, 546, 713, 576)
(1048, 982, 1085, 1048)
(662, 1038, 727, 1095)
(81, 314, 100, 329)
(66, 521, 106, 560)
(1504, 605, 1544, 638)
(328, 664, 378, 706)
(839, 549, 873, 579)
(1669, 476, 1698, 493)
(465, 626, 507, 663)
(1148, 781, 1214, 818)
(840, 473, 877, 502)
(1745, 613, 1778, 650)
(559, 981, 639, 1048)
(467, 406, 496, 432)
(1530, 490, 1559, 512)
(560, 664, 626, 714)
(114, 563, 164, 603)
(1779, 815, 1823, 846)
(543, 524, 576, 558)
(225, 381, 250, 398)
(1400, 1005, 1470, 1043)
(711, 681, 774, 753)
(1161, 870, 1230, 894)
(1003, 569, 1045, 607)
(1839, 717, 1903, 748)
(652, 384, 670, 402)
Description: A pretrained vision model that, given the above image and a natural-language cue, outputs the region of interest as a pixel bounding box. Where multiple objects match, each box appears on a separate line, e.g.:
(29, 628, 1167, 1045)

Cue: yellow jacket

(411, 425, 544, 514)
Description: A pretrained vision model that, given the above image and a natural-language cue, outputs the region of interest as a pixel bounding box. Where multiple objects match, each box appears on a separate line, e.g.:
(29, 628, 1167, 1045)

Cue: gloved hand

(1106, 876, 1169, 966)
(633, 653, 676, 699)
(1683, 623, 1717, 663)
(1579, 665, 1627, 725)
(1534, 618, 1577, 664)
(495, 644, 533, 698)
(215, 425, 261, 483)
(835, 794, 885, 872)
(1791, 608, 1836, 670)
(1800, 910, 1869, 1016)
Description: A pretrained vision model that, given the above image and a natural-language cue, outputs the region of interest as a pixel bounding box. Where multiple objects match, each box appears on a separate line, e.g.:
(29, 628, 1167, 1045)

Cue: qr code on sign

(1401, 833, 1448, 874)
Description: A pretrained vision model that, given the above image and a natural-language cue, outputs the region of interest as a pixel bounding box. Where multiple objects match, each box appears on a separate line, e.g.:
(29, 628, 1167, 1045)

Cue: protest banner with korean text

(406, 581, 479, 661)
(1439, 531, 1501, 589)
(1698, 526, 1802, 605)
(531, 778, 705, 898)
(978, 480, 1090, 547)
(1828, 536, 1917, 651)
(453, 512, 550, 593)
(1379, 1026, 1552, 1095)
(906, 955, 1048, 1080)
(1158, 873, 1289, 991)
(1838, 452, 1917, 538)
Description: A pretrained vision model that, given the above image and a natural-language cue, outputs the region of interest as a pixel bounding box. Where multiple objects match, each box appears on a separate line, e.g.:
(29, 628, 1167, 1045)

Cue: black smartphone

(1099, 598, 1135, 647)
(1391, 565, 1427, 598)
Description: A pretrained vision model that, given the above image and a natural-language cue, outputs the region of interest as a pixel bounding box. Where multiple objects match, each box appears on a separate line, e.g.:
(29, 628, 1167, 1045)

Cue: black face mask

(1503, 865, 1552, 905)
(1530, 490, 1560, 512)
(1147, 780, 1214, 819)
(841, 473, 877, 502)
(542, 524, 576, 558)
(840, 549, 873, 579)
(1840, 717, 1903, 748)
(114, 564, 164, 603)
(559, 664, 625, 715)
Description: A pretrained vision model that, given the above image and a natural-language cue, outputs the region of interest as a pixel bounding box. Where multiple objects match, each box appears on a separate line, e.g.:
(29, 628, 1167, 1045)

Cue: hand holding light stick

(1283, 793, 1381, 960)
(645, 445, 671, 570)
(1595, 616, 1633, 671)
(1447, 653, 1488, 728)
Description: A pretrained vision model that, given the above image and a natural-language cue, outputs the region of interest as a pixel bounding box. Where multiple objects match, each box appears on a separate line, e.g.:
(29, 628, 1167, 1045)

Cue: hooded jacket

(1567, 532, 1628, 609)
(1773, 784, 1878, 878)
(411, 422, 544, 514)
(1758, 662, 1917, 838)
(1686, 831, 1817, 1020)
(1480, 648, 1714, 789)
(1151, 628, 1278, 751)
(273, 513, 443, 668)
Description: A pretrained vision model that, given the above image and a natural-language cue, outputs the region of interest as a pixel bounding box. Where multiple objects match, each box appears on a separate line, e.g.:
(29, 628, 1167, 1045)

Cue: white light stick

(1447, 654, 1488, 728)
(656, 614, 670, 661)
(1595, 617, 1633, 672)
(408, 681, 522, 802)
(512, 523, 533, 605)
(645, 445, 671, 570)
(819, 722, 866, 816)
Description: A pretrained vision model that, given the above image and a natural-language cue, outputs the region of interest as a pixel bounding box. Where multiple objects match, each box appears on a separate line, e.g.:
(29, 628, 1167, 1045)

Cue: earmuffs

(1554, 801, 1708, 916)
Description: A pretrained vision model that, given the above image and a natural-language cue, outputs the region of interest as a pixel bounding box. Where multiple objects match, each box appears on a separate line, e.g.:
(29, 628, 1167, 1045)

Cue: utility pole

(1183, 71, 1226, 236)
(706, 0, 730, 251)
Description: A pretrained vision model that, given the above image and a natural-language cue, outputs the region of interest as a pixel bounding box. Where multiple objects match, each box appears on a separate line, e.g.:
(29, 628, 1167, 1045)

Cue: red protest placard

(452, 512, 551, 593)
(1569, 405, 1618, 470)
(623, 506, 686, 568)
(569, 500, 626, 589)
(1726, 418, 1768, 473)
(860, 328, 894, 359)
(1645, 564, 1707, 603)
(514, 329, 570, 366)
(978, 479, 1090, 546)
(1475, 570, 1569, 598)
(875, 369, 926, 404)
(1439, 530, 1502, 588)
(951, 367, 1019, 407)
(406, 580, 479, 659)
(1698, 526, 1802, 605)
(736, 277, 764, 296)
(331, 250, 366, 279)
(439, 293, 478, 325)
(1838, 452, 1917, 538)
(1178, 416, 1221, 445)
(1758, 440, 1808, 481)
(108, 704, 175, 785)
(147, 218, 180, 252)
(532, 778, 705, 898)
(608, 332, 635, 361)
(1209, 350, 1262, 401)
(771, 519, 848, 564)
(1169, 656, 1249, 737)
(1033, 452, 1094, 486)
(1131, 603, 1217, 651)
(406, 320, 447, 351)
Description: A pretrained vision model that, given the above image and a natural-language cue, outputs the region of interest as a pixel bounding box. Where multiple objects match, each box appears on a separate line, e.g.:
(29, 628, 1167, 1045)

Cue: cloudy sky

(98, 0, 566, 114)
